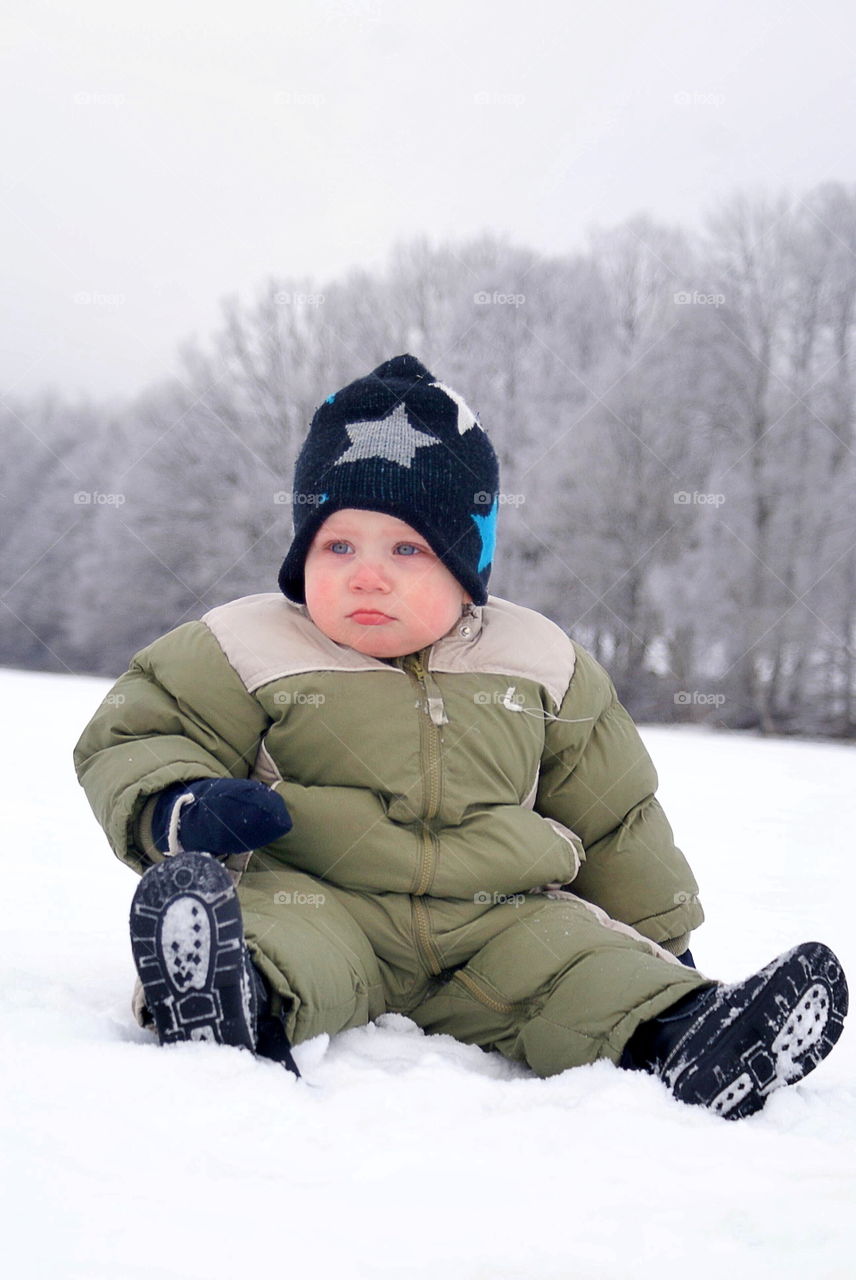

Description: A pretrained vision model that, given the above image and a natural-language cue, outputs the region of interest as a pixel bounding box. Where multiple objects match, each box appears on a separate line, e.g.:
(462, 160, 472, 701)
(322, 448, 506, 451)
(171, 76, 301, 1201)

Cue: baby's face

(304, 508, 470, 658)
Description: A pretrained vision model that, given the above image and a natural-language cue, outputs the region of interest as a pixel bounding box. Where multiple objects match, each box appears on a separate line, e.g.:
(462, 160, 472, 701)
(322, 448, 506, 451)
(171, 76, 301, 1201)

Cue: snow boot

(621, 942, 848, 1119)
(129, 851, 300, 1077)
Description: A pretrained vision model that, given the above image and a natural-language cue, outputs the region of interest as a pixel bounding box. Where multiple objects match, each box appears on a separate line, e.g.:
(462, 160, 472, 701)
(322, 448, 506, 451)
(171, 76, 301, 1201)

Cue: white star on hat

(429, 381, 478, 434)
(333, 404, 439, 469)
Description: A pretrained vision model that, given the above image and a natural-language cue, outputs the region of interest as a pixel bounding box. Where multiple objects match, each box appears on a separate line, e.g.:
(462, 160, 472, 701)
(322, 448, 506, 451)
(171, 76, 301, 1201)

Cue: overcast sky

(2, 0, 855, 401)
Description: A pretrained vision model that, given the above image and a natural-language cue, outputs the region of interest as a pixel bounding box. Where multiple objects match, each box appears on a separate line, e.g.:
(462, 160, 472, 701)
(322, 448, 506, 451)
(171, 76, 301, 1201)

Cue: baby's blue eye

(395, 543, 421, 556)
(329, 541, 352, 554)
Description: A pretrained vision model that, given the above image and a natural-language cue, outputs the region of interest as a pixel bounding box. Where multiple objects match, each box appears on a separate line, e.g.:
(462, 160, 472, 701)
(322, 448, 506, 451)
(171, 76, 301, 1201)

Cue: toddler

(74, 354, 848, 1119)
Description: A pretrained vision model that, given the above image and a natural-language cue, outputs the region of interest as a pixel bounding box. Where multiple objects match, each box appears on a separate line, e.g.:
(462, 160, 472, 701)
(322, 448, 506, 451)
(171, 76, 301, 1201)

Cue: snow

(2, 668, 855, 1280)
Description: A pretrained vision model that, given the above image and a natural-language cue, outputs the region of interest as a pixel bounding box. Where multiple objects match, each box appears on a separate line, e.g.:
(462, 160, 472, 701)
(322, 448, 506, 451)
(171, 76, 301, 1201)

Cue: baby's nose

(349, 557, 390, 590)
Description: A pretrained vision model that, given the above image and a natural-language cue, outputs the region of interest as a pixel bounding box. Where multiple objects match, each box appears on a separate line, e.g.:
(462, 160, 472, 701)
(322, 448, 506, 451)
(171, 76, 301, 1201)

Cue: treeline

(2, 182, 856, 736)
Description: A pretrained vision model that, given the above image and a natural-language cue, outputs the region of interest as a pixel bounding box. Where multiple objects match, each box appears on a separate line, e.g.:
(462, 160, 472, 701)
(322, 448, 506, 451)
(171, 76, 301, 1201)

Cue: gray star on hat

(334, 404, 439, 470)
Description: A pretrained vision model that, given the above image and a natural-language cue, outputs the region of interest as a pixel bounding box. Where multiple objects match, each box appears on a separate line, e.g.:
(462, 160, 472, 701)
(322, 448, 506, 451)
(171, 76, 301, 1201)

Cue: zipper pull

(407, 652, 448, 725)
(426, 694, 448, 727)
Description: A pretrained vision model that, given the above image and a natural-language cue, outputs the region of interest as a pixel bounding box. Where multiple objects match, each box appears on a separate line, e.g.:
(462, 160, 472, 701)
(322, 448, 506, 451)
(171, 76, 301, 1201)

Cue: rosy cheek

(304, 566, 337, 613)
(307, 571, 332, 600)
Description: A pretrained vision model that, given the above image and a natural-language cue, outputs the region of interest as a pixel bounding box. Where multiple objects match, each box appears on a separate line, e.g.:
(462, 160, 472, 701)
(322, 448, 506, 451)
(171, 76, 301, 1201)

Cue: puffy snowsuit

(74, 593, 709, 1075)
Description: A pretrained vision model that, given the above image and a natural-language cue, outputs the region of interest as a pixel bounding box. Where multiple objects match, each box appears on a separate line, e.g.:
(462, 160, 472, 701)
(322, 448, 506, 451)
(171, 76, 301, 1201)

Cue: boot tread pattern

(665, 943, 848, 1120)
(130, 852, 256, 1051)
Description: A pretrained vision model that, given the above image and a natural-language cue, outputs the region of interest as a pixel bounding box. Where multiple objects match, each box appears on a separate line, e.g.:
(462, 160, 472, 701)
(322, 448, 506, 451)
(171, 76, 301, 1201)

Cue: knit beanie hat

(278, 354, 500, 606)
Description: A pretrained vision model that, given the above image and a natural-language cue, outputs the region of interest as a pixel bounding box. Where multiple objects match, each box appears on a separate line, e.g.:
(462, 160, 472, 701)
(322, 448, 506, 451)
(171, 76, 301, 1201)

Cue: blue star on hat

(471, 498, 498, 572)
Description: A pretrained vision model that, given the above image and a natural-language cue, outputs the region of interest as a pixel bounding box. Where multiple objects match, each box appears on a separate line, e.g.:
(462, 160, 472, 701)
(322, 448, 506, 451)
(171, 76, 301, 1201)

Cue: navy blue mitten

(152, 778, 292, 855)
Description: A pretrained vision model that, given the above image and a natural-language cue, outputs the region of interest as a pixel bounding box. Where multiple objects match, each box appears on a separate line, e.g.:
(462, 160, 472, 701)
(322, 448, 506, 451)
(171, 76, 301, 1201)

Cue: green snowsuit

(74, 593, 709, 1075)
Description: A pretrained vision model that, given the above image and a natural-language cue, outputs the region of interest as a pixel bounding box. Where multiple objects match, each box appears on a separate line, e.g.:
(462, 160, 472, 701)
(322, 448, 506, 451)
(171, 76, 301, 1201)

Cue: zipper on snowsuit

(400, 650, 446, 976)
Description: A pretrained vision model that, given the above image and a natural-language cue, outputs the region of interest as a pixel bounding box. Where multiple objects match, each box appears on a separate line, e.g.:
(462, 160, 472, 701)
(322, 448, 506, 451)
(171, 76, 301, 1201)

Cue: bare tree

(2, 199, 854, 733)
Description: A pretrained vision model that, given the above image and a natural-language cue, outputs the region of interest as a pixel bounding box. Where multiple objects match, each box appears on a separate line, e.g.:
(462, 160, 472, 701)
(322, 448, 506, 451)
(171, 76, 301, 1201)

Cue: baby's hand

(152, 778, 292, 855)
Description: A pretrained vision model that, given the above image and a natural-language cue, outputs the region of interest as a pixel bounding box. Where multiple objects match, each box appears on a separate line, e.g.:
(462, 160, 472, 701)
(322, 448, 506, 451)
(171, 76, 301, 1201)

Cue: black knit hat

(278, 354, 499, 605)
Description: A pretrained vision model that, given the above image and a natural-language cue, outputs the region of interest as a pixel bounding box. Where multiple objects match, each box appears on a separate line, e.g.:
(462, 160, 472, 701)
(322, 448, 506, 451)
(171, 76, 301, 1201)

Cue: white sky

(2, 0, 855, 400)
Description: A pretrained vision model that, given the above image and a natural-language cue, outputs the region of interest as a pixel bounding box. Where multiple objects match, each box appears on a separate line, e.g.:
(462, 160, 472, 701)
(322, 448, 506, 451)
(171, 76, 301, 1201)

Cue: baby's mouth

(349, 609, 395, 625)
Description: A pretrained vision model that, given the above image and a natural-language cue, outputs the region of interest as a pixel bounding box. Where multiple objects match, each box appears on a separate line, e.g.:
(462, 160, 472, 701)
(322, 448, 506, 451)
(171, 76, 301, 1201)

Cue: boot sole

(130, 852, 256, 1050)
(665, 942, 848, 1119)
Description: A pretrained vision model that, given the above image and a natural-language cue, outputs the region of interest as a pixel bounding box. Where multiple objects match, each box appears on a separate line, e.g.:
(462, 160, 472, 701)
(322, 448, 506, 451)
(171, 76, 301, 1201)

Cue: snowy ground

(2, 667, 855, 1280)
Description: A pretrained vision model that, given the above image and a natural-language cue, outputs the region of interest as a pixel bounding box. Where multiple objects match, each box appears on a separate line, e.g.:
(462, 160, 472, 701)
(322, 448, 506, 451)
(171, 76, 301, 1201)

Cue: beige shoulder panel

(202, 592, 575, 710)
(431, 596, 576, 712)
(201, 593, 397, 693)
